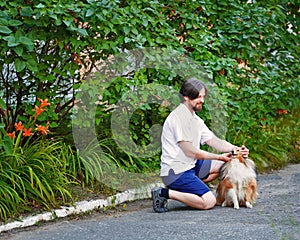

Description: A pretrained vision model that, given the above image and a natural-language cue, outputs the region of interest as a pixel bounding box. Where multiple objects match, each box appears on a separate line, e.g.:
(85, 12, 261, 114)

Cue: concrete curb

(0, 182, 164, 233)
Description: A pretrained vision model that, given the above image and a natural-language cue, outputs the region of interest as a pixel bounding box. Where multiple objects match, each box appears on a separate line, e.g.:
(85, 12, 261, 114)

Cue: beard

(192, 103, 203, 112)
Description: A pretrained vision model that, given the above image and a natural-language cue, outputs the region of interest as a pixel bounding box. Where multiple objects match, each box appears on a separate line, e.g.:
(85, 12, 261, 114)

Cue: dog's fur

(216, 150, 258, 209)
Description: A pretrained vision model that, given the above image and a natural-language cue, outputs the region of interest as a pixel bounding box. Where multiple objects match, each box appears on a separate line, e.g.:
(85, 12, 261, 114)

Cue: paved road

(2, 164, 300, 240)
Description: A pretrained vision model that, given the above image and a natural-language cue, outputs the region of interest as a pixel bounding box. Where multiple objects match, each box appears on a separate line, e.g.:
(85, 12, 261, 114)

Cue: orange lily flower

(22, 128, 33, 137)
(15, 121, 24, 131)
(33, 106, 45, 118)
(36, 122, 50, 135)
(38, 98, 50, 108)
(278, 109, 288, 115)
(7, 131, 16, 139)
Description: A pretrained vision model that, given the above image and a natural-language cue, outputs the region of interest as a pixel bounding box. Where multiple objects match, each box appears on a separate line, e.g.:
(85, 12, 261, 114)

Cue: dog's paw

(246, 202, 253, 208)
(233, 199, 239, 209)
(221, 201, 227, 207)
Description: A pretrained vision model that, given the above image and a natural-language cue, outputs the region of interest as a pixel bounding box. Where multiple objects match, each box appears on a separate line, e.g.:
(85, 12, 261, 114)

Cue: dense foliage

(0, 0, 299, 221)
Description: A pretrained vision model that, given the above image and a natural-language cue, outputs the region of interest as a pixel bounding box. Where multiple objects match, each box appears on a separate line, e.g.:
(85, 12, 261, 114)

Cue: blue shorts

(161, 160, 212, 196)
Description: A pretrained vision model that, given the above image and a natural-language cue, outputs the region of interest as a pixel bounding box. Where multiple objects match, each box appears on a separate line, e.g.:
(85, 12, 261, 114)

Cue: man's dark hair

(179, 78, 208, 103)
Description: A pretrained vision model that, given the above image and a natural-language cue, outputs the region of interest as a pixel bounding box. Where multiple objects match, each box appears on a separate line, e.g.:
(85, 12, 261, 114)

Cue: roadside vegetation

(0, 0, 299, 222)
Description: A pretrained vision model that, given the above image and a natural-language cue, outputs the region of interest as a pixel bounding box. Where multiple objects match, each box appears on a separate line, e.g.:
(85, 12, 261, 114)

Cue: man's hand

(217, 152, 232, 162)
(237, 145, 249, 158)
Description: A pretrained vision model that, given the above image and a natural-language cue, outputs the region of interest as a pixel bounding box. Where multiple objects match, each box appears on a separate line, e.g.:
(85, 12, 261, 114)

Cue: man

(152, 78, 249, 213)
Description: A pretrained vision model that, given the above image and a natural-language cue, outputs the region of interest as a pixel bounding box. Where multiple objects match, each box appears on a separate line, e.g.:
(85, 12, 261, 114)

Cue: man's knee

(204, 197, 216, 210)
(202, 191, 216, 210)
(211, 160, 225, 173)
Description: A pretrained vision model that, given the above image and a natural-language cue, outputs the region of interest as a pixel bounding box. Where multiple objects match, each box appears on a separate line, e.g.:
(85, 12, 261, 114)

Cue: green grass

(0, 137, 75, 222)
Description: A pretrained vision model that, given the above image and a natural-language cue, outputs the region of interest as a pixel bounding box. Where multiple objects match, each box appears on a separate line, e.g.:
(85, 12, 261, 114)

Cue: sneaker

(151, 187, 168, 213)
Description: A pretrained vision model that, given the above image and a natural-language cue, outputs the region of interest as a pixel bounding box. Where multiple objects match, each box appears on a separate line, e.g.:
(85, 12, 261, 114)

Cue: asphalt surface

(1, 164, 300, 240)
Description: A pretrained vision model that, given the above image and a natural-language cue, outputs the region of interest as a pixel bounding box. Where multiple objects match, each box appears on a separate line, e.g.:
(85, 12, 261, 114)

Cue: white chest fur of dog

(216, 153, 258, 209)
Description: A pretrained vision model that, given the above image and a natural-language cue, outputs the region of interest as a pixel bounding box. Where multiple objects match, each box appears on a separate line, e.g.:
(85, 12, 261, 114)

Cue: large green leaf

(3, 36, 19, 46)
(19, 36, 34, 46)
(20, 6, 34, 16)
(25, 58, 38, 72)
(14, 58, 26, 72)
(0, 26, 12, 34)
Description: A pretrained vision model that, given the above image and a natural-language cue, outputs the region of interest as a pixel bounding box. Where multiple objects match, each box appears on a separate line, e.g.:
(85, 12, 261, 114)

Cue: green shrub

(226, 99, 300, 172)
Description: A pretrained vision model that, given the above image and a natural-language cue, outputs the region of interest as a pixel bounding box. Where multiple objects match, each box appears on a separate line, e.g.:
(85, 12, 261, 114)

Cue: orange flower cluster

(33, 98, 50, 118)
(278, 109, 288, 115)
(7, 121, 33, 138)
(6, 98, 51, 139)
(36, 122, 50, 135)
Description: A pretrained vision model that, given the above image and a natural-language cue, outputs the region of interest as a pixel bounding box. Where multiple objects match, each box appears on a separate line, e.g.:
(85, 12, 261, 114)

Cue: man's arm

(205, 136, 250, 158)
(205, 136, 236, 153)
(178, 141, 232, 162)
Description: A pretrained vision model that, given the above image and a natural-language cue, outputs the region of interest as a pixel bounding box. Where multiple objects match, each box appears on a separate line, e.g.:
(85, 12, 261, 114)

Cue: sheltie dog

(216, 149, 258, 209)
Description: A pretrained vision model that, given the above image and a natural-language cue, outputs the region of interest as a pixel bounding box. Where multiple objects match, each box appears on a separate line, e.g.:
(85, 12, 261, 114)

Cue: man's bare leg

(169, 190, 216, 210)
(203, 160, 224, 183)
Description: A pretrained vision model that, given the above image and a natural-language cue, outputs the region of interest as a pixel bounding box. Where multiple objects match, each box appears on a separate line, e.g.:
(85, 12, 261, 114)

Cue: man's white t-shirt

(160, 103, 214, 176)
